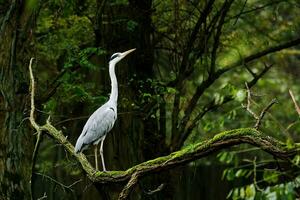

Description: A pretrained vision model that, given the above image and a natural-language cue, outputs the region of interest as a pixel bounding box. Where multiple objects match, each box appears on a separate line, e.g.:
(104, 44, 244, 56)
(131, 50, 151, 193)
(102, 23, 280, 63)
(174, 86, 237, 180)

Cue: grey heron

(74, 48, 136, 171)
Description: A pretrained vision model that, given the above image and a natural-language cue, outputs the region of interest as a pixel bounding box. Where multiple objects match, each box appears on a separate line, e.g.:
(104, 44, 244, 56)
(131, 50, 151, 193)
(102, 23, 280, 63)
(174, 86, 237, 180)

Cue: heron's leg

(94, 145, 98, 171)
(99, 135, 107, 171)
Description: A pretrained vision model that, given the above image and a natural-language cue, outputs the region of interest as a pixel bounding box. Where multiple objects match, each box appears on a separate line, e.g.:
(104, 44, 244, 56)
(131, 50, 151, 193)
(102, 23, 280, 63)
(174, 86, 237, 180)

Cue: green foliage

(218, 151, 236, 165)
(43, 98, 57, 113)
(228, 181, 297, 200)
(31, 0, 300, 198)
(63, 47, 106, 70)
(263, 170, 279, 184)
(110, 0, 129, 5)
(25, 0, 39, 11)
(228, 184, 256, 200)
(36, 14, 94, 61)
(127, 20, 138, 32)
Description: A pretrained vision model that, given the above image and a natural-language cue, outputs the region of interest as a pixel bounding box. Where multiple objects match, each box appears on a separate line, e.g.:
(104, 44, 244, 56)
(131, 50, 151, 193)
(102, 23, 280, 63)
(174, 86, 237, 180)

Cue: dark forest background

(1, 0, 300, 199)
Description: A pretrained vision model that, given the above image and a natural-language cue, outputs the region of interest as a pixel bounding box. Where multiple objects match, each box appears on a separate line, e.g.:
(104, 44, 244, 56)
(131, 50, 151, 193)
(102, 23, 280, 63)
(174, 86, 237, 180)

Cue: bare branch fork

(242, 82, 277, 129)
(28, 59, 297, 198)
(177, 62, 274, 149)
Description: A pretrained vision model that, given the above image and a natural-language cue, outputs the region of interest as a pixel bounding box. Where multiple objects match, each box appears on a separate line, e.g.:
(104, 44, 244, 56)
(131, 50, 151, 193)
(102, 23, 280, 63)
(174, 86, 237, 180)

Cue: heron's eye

(110, 53, 120, 61)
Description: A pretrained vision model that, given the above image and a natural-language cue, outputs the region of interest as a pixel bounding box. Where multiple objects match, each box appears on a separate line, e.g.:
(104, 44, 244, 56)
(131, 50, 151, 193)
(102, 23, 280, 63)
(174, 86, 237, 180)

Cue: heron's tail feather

(74, 138, 83, 154)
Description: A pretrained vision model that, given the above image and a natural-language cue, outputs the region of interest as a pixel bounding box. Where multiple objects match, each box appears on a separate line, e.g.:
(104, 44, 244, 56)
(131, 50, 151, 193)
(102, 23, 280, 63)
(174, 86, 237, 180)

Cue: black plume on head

(110, 53, 120, 61)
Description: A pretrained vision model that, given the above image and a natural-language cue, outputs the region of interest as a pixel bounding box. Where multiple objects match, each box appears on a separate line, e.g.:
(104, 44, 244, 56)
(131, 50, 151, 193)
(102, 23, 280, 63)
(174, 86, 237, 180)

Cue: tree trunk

(0, 1, 35, 199)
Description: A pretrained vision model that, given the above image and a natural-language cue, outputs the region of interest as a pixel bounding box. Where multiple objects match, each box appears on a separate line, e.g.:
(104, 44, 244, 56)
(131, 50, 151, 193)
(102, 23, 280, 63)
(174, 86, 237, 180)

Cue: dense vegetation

(0, 0, 300, 199)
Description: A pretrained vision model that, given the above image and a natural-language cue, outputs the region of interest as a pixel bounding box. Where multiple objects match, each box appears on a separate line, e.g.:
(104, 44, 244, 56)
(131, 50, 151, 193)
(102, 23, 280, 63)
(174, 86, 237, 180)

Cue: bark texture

(0, 1, 35, 199)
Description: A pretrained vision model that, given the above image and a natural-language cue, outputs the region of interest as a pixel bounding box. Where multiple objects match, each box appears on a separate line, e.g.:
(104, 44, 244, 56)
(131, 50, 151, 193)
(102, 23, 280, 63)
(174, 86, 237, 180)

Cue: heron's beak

(121, 48, 136, 58)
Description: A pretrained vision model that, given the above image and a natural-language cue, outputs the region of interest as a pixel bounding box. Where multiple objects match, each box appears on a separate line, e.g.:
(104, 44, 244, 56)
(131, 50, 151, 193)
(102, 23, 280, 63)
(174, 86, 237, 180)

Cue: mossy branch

(28, 59, 299, 197)
(29, 58, 95, 176)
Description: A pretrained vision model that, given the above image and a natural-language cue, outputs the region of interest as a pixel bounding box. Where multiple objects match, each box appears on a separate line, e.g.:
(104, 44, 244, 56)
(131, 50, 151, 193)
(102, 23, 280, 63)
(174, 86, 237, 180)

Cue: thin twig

(37, 192, 47, 200)
(29, 58, 40, 131)
(29, 58, 42, 162)
(289, 89, 300, 116)
(247, 62, 274, 88)
(35, 172, 82, 192)
(254, 98, 277, 129)
(118, 172, 140, 200)
(244, 63, 256, 78)
(243, 82, 258, 119)
(233, 0, 248, 25)
(143, 183, 165, 195)
(242, 82, 277, 129)
(253, 157, 263, 192)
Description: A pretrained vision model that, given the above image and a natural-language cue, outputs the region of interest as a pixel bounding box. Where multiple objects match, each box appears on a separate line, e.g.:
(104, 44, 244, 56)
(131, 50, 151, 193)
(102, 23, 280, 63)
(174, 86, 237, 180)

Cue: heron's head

(109, 48, 136, 64)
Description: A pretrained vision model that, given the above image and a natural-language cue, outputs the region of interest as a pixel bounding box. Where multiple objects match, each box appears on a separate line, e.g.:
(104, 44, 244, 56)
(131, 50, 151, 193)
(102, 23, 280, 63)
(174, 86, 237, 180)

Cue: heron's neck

(109, 61, 118, 103)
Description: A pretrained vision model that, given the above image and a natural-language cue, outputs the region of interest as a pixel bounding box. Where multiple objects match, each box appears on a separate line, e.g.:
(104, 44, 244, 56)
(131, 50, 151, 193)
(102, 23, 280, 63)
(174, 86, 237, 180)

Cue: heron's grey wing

(75, 105, 116, 152)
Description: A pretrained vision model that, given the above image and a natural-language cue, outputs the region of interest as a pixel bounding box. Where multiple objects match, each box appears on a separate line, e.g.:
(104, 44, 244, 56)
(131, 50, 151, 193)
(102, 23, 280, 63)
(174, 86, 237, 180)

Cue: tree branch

(174, 37, 300, 149)
(28, 60, 299, 189)
(227, 0, 284, 23)
(29, 58, 96, 175)
(29, 58, 43, 162)
(243, 82, 259, 120)
(0, 2, 16, 42)
(222, 36, 300, 72)
(210, 0, 234, 74)
(242, 82, 277, 129)
(254, 98, 277, 129)
(289, 89, 300, 116)
(174, 0, 216, 88)
(247, 63, 273, 88)
(178, 63, 273, 148)
(118, 172, 140, 200)
(142, 183, 165, 195)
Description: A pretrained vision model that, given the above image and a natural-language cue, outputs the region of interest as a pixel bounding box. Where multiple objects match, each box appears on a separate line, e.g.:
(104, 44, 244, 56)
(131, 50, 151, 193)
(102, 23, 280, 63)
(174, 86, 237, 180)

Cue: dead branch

(254, 98, 277, 129)
(243, 82, 259, 120)
(289, 89, 300, 116)
(210, 0, 234, 73)
(242, 82, 277, 129)
(178, 63, 274, 149)
(223, 36, 300, 72)
(29, 57, 40, 132)
(118, 172, 140, 200)
(143, 183, 165, 195)
(173, 35, 300, 149)
(28, 60, 298, 191)
(29, 57, 42, 162)
(28, 58, 96, 176)
(247, 62, 273, 88)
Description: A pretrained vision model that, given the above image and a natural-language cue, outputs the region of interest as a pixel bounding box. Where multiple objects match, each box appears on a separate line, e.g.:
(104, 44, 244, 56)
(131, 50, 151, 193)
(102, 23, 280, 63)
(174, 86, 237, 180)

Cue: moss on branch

(29, 59, 298, 185)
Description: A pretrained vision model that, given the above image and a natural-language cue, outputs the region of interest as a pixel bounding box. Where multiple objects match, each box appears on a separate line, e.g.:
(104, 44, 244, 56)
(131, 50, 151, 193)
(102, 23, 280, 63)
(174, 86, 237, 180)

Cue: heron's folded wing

(81, 106, 116, 145)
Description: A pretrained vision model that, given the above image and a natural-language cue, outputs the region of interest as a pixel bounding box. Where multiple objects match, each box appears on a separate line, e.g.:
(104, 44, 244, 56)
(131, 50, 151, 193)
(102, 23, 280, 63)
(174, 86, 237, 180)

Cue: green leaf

(166, 87, 177, 94)
(286, 138, 295, 149)
(235, 169, 246, 178)
(232, 188, 240, 200)
(235, 89, 246, 102)
(226, 169, 235, 181)
(263, 170, 279, 184)
(226, 189, 233, 199)
(245, 184, 256, 199)
(265, 191, 277, 200)
(292, 155, 300, 166)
